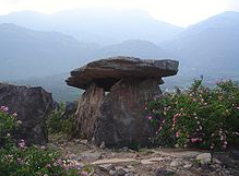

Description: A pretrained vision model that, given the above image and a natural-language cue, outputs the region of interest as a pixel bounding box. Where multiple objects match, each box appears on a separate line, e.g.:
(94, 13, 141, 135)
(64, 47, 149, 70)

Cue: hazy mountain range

(0, 9, 183, 45)
(163, 11, 239, 72)
(0, 9, 238, 101)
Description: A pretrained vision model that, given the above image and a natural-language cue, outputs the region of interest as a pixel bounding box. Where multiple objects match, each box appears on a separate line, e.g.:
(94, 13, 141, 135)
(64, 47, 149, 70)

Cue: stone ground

(48, 138, 239, 176)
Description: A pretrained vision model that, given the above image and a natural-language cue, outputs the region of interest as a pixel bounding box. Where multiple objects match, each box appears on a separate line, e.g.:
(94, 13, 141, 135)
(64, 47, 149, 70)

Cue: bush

(0, 105, 89, 176)
(0, 106, 20, 147)
(47, 103, 76, 138)
(0, 144, 81, 176)
(146, 79, 239, 150)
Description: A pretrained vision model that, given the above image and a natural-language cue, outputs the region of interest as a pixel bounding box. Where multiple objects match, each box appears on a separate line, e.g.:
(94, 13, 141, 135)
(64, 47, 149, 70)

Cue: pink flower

(191, 138, 202, 143)
(81, 171, 88, 176)
(0, 105, 9, 112)
(173, 113, 179, 118)
(57, 158, 63, 165)
(156, 126, 163, 134)
(18, 139, 26, 149)
(75, 163, 84, 169)
(176, 131, 180, 138)
(147, 116, 152, 120)
(12, 112, 18, 117)
(222, 141, 227, 149)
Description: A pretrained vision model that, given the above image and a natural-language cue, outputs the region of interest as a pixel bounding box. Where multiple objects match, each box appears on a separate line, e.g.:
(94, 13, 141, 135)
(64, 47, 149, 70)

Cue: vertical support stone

(74, 83, 105, 140)
(94, 78, 161, 147)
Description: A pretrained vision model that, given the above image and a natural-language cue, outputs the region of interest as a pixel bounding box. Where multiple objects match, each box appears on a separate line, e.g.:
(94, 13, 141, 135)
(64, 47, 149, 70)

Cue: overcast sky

(0, 0, 239, 27)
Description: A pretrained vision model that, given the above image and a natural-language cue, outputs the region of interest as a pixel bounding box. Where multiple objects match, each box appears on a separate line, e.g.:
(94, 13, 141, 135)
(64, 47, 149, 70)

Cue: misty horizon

(0, 8, 239, 28)
(1, 0, 239, 27)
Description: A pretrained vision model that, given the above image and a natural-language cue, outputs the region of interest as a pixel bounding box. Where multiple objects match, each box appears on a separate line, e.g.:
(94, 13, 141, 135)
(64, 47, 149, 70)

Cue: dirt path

(48, 139, 239, 176)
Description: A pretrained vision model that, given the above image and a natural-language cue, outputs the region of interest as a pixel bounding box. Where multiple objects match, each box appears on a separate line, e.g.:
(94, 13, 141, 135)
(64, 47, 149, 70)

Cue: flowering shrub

(0, 144, 82, 176)
(0, 105, 90, 176)
(147, 79, 239, 150)
(0, 105, 20, 147)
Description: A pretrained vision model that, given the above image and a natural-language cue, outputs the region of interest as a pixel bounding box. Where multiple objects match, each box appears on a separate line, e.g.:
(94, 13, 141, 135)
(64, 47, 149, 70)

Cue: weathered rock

(124, 173, 134, 176)
(94, 78, 160, 147)
(0, 82, 55, 145)
(196, 153, 212, 165)
(79, 152, 103, 161)
(108, 166, 132, 176)
(47, 143, 59, 151)
(170, 159, 183, 167)
(98, 164, 113, 172)
(66, 57, 179, 91)
(73, 83, 104, 139)
(99, 141, 106, 149)
(156, 168, 175, 176)
(109, 169, 117, 176)
(115, 166, 129, 176)
(183, 164, 192, 169)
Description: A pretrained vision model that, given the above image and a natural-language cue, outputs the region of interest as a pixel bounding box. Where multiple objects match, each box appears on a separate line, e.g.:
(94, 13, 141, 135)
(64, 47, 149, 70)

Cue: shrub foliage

(147, 79, 239, 150)
(47, 103, 76, 138)
(0, 105, 88, 176)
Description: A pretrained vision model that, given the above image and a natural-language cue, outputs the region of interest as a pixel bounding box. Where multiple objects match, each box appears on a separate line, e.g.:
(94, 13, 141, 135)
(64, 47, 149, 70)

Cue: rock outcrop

(0, 82, 55, 145)
(66, 57, 179, 147)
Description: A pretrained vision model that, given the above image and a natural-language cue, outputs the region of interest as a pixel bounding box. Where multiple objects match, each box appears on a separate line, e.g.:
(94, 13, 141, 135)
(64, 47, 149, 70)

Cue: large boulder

(0, 82, 55, 145)
(66, 57, 178, 91)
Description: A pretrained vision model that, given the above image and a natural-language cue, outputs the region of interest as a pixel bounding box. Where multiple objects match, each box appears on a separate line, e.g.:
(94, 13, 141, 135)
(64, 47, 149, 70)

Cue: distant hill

(94, 39, 172, 59)
(162, 11, 239, 74)
(0, 23, 173, 81)
(0, 23, 98, 80)
(0, 9, 183, 45)
(0, 23, 173, 101)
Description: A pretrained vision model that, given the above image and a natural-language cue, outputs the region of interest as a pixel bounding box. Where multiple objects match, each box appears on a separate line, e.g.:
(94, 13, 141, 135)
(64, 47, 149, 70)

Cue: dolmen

(66, 56, 179, 147)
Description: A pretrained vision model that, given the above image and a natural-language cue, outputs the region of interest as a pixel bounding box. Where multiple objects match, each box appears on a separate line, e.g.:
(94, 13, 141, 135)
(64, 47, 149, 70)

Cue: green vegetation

(0, 105, 88, 176)
(47, 103, 77, 139)
(147, 79, 239, 150)
(2, 78, 239, 175)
